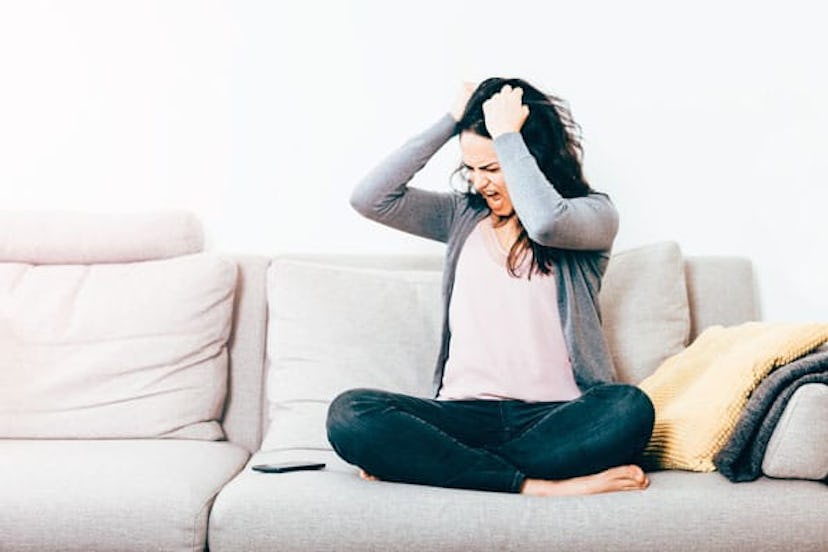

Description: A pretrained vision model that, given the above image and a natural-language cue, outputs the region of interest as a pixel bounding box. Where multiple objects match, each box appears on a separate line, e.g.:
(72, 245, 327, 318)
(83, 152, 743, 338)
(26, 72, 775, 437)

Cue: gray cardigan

(350, 113, 620, 397)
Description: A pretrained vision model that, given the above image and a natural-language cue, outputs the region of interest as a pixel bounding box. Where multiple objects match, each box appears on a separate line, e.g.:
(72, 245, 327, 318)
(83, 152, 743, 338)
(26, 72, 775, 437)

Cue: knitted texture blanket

(638, 322, 828, 471)
(713, 346, 828, 481)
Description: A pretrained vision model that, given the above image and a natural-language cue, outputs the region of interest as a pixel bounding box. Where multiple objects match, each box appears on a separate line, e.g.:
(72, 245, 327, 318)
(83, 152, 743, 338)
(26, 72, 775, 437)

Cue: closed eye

(462, 163, 500, 172)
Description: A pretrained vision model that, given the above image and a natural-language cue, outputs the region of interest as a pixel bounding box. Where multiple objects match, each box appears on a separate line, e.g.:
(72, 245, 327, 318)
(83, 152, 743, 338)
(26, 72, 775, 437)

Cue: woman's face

(459, 131, 514, 217)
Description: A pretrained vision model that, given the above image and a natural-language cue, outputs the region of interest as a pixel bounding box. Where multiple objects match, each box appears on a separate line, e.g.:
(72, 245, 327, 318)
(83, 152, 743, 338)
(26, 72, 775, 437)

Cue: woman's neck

(490, 213, 520, 251)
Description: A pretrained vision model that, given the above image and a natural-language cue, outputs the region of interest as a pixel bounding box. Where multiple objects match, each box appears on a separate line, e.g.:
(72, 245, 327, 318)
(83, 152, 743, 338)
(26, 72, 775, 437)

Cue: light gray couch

(207, 252, 827, 552)
(2, 249, 826, 551)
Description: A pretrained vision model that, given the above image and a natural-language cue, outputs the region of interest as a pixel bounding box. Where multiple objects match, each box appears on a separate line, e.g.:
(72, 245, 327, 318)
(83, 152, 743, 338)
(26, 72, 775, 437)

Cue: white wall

(0, 0, 826, 322)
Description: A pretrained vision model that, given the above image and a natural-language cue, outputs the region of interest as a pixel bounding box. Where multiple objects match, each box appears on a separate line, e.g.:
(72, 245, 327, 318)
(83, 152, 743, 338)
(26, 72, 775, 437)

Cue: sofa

(0, 211, 826, 552)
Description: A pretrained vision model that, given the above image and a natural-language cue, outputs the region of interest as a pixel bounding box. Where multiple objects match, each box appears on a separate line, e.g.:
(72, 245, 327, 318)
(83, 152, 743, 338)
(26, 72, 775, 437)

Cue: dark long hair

(454, 77, 593, 277)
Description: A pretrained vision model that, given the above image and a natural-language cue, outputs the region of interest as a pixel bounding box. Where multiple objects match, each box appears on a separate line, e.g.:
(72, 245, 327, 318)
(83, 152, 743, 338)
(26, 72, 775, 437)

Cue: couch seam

(193, 449, 249, 552)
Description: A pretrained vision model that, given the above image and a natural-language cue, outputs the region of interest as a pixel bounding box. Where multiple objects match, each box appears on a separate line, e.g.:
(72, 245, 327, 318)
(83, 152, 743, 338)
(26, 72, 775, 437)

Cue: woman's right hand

(450, 81, 477, 122)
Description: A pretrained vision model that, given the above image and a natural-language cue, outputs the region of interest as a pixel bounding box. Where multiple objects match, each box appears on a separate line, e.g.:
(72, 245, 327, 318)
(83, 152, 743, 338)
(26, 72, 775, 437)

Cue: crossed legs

(326, 383, 655, 496)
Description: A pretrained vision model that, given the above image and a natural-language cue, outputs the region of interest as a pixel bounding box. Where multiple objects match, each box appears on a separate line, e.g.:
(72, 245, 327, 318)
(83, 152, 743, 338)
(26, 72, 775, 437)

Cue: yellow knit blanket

(638, 321, 828, 471)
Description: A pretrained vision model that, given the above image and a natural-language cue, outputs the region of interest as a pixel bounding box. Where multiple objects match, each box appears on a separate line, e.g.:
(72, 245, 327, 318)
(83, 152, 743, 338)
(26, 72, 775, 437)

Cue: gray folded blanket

(713, 347, 828, 482)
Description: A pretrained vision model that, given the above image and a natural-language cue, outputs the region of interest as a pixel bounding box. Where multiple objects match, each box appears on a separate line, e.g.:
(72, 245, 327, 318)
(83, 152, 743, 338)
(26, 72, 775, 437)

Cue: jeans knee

(593, 383, 654, 436)
(618, 384, 655, 440)
(327, 388, 368, 429)
(326, 388, 386, 443)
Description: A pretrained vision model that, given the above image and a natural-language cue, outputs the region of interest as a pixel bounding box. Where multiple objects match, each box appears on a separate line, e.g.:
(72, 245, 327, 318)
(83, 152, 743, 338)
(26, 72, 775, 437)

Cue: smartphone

(251, 461, 326, 473)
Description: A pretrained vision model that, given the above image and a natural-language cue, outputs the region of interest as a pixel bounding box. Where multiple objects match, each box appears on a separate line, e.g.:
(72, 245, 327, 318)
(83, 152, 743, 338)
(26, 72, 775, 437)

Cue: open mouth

(484, 191, 503, 206)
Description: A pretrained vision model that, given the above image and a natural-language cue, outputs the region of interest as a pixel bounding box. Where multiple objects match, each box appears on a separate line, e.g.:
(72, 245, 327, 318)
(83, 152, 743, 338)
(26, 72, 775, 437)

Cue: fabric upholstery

(0, 253, 236, 439)
(262, 259, 440, 451)
(640, 322, 828, 471)
(0, 439, 248, 552)
(683, 256, 761, 340)
(762, 383, 828, 480)
(254, 254, 443, 449)
(0, 209, 203, 263)
(220, 254, 272, 452)
(217, 253, 828, 552)
(599, 241, 691, 383)
(209, 449, 828, 552)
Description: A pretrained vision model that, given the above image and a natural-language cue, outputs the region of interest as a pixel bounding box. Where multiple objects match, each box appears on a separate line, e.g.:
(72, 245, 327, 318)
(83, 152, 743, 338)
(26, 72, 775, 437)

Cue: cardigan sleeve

(492, 132, 619, 251)
(350, 114, 461, 244)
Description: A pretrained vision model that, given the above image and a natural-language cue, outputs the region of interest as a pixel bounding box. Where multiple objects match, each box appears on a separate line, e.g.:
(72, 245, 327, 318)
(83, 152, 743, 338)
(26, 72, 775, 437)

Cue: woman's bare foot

(520, 465, 650, 497)
(359, 469, 379, 481)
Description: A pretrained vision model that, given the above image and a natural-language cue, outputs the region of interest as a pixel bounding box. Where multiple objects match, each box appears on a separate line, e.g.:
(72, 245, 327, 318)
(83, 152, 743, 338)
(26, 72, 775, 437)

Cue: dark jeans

(326, 383, 655, 493)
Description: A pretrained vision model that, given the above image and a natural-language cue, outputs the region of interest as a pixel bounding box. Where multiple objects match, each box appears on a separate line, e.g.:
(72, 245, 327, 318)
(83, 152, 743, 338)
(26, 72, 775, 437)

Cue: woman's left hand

(483, 84, 530, 139)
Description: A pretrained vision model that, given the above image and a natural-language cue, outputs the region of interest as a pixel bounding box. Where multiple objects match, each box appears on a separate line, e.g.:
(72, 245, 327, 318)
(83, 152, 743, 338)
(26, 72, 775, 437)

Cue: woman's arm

(493, 132, 619, 251)
(350, 114, 460, 244)
(482, 84, 618, 251)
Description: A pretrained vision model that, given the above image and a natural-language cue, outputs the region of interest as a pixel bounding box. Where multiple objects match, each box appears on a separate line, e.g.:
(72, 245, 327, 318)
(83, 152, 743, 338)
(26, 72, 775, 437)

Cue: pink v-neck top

(437, 218, 582, 402)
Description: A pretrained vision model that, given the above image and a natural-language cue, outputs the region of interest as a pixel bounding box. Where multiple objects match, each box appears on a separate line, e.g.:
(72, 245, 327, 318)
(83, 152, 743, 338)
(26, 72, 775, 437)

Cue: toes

(628, 464, 645, 479)
(612, 465, 649, 490)
(620, 464, 647, 485)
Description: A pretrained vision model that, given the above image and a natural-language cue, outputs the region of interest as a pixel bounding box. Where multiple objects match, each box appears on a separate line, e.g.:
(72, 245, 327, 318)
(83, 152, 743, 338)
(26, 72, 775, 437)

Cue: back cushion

(0, 253, 236, 439)
(599, 241, 691, 383)
(262, 259, 440, 451)
(0, 209, 203, 264)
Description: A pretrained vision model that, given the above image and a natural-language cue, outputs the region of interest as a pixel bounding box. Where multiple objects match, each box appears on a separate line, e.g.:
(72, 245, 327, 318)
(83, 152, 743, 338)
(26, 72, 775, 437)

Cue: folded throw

(639, 322, 828, 471)
(713, 346, 828, 481)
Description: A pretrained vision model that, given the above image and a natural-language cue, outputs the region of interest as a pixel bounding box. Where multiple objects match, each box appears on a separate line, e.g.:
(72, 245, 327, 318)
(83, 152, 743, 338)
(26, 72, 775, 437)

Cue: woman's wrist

(489, 128, 521, 140)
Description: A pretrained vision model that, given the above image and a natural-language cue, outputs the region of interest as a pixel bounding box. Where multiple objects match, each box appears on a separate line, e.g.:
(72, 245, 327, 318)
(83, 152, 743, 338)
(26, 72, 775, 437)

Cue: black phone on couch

(251, 461, 326, 473)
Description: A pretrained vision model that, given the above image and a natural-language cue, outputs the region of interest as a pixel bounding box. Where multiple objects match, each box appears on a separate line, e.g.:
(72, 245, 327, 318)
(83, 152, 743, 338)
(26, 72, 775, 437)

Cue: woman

(326, 78, 655, 497)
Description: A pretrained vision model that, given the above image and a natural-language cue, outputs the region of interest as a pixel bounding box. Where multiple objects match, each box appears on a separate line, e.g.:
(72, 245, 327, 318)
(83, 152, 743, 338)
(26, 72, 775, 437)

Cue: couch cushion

(209, 449, 828, 552)
(0, 439, 248, 552)
(683, 256, 760, 340)
(262, 259, 440, 451)
(0, 253, 236, 439)
(762, 383, 828, 480)
(599, 241, 691, 384)
(0, 209, 203, 263)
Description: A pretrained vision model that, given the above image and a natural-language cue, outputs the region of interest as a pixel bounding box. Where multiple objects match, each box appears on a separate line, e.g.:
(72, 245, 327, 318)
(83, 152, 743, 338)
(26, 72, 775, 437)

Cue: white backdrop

(0, 1, 826, 322)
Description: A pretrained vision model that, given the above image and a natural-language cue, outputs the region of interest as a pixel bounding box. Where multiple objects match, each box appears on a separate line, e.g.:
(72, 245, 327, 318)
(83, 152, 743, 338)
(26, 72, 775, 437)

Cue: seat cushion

(209, 449, 828, 552)
(0, 253, 236, 439)
(0, 439, 248, 552)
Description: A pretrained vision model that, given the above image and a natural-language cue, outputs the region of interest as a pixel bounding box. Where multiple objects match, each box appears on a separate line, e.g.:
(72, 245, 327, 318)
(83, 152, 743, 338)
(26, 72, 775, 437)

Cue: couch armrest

(762, 383, 828, 480)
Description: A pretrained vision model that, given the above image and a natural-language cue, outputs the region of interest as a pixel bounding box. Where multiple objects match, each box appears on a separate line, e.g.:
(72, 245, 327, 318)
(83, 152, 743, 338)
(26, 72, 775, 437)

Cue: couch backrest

(220, 253, 761, 452)
(220, 254, 271, 452)
(684, 256, 761, 340)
